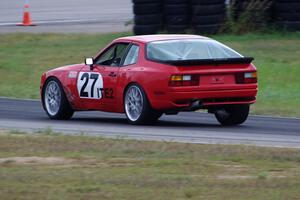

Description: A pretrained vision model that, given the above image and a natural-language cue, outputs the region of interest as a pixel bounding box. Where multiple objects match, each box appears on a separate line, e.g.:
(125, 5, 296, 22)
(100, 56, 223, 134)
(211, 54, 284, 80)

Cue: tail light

(236, 72, 257, 84)
(169, 75, 199, 87)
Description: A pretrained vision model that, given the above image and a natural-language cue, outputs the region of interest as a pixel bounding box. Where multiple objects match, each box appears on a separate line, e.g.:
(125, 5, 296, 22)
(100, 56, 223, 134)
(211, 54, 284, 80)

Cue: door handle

(108, 72, 117, 77)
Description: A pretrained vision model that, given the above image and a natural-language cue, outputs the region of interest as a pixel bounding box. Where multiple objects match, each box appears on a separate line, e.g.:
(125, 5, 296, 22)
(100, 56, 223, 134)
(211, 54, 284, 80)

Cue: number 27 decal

(77, 72, 103, 99)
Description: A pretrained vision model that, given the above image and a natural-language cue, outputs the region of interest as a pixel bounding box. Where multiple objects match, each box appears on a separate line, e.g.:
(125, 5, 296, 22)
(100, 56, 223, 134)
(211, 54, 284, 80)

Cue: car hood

(49, 63, 85, 72)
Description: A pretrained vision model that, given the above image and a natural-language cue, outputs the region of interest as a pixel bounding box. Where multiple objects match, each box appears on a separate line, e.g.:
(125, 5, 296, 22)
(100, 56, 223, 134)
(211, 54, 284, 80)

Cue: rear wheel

(43, 78, 74, 120)
(124, 84, 162, 125)
(214, 104, 250, 126)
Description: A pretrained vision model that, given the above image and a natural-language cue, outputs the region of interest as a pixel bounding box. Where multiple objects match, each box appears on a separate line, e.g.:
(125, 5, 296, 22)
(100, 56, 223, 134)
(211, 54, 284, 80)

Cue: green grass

(214, 33, 300, 117)
(0, 32, 299, 116)
(0, 32, 129, 99)
(1, 131, 300, 199)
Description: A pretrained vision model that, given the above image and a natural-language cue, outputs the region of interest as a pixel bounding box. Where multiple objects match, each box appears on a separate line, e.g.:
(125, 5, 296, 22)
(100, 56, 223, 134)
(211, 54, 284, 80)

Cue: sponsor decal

(68, 71, 78, 78)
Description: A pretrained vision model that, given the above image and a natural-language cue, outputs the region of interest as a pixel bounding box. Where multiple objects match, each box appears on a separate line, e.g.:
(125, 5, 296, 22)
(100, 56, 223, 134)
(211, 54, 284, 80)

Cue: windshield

(146, 39, 243, 61)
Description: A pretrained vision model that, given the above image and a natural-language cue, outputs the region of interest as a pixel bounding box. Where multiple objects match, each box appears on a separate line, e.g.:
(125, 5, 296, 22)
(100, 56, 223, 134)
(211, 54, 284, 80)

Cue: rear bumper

(150, 88, 258, 110)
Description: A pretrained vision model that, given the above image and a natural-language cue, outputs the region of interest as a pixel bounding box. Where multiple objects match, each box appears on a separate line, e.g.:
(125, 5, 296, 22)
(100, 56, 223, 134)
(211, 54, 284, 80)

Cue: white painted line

(0, 18, 131, 26)
(250, 114, 300, 120)
(0, 96, 40, 102)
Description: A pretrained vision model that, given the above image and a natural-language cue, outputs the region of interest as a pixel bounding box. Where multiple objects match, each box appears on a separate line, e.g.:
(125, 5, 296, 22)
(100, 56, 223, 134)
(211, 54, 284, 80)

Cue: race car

(40, 34, 258, 125)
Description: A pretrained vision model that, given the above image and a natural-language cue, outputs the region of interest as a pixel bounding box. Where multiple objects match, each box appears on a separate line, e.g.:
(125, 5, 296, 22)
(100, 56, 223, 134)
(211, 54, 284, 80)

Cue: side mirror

(85, 58, 94, 70)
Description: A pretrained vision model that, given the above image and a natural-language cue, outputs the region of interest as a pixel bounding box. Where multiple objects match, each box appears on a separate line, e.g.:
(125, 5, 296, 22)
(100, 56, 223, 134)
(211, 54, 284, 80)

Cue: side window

(96, 43, 129, 66)
(123, 45, 139, 66)
(96, 46, 115, 64)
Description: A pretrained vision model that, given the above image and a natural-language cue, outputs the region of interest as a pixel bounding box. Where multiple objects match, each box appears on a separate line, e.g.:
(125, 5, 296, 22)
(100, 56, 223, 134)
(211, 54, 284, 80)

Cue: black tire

(194, 24, 221, 34)
(132, 0, 161, 4)
(192, 14, 225, 25)
(277, 0, 300, 2)
(276, 21, 300, 31)
(165, 15, 190, 25)
(134, 14, 162, 25)
(191, 0, 225, 5)
(275, 13, 300, 21)
(164, 4, 190, 15)
(42, 77, 74, 120)
(133, 3, 162, 15)
(214, 104, 250, 126)
(275, 2, 300, 12)
(124, 84, 161, 125)
(192, 4, 225, 15)
(133, 24, 161, 35)
(166, 24, 189, 33)
(165, 0, 187, 4)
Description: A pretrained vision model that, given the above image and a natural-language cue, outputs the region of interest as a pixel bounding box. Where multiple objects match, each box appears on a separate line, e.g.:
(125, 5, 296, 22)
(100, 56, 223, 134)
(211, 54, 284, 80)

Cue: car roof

(116, 34, 210, 43)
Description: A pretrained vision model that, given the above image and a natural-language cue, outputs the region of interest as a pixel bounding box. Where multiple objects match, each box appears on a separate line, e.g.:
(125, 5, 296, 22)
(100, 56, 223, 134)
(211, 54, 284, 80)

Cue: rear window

(146, 39, 242, 61)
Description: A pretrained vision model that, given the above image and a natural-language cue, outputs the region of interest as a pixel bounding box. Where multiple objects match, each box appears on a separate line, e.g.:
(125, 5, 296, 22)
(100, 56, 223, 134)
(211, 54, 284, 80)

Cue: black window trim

(94, 42, 131, 67)
(121, 43, 140, 67)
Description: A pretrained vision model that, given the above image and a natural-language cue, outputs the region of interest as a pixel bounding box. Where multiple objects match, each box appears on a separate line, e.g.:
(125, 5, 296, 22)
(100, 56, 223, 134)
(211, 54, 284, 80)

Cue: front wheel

(124, 84, 162, 125)
(214, 104, 250, 126)
(43, 78, 74, 120)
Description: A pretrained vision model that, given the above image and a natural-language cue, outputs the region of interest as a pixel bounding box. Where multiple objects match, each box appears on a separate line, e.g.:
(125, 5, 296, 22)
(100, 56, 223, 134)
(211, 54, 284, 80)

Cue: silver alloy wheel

(125, 85, 144, 122)
(44, 80, 61, 116)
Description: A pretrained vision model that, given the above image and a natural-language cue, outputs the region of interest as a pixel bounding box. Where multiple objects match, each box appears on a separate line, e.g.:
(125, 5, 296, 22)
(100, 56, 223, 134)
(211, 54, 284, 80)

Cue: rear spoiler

(156, 57, 254, 66)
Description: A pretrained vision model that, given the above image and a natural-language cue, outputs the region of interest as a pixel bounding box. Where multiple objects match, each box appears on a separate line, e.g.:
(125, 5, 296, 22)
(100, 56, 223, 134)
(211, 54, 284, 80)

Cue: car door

(76, 43, 130, 111)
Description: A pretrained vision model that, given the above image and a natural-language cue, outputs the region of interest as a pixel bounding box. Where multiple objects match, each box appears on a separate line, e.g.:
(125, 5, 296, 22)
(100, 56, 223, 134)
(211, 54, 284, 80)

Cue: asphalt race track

(1, 2, 299, 148)
(0, 0, 132, 33)
(0, 97, 300, 148)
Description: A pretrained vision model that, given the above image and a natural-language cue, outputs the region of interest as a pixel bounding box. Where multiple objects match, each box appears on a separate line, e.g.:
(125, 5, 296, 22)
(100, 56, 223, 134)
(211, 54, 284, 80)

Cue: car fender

(40, 64, 85, 110)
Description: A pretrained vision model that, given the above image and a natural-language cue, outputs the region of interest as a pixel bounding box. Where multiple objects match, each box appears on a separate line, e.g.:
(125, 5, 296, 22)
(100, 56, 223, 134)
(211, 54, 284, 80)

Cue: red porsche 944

(40, 35, 258, 125)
